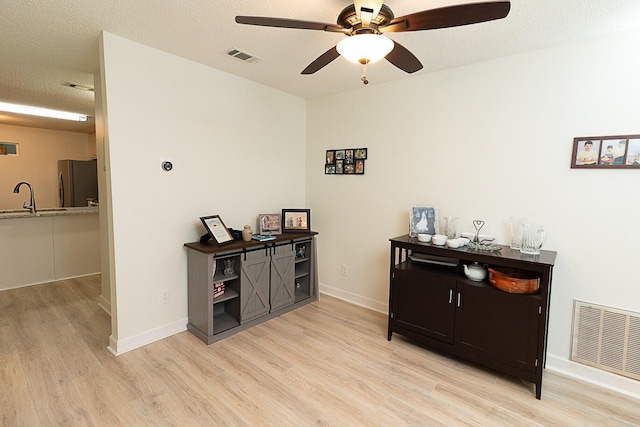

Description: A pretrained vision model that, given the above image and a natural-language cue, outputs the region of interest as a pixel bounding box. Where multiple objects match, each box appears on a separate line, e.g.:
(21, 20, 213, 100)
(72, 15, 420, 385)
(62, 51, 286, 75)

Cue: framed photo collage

(325, 148, 367, 175)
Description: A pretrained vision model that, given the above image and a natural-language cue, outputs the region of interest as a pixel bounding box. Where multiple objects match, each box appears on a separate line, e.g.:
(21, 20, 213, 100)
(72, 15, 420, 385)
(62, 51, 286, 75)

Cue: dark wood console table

(388, 234, 557, 399)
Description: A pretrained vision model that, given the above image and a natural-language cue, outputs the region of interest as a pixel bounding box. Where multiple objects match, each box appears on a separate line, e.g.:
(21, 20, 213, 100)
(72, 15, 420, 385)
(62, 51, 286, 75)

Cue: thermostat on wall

(160, 157, 173, 172)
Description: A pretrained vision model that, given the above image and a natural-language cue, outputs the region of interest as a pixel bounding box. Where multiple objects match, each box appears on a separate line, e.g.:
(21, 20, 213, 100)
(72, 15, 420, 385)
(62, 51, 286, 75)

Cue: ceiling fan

(236, 1, 511, 83)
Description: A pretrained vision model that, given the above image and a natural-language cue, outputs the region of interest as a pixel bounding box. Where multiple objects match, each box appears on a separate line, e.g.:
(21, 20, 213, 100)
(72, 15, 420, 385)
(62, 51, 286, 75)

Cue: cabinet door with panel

(240, 248, 271, 323)
(392, 267, 456, 344)
(455, 280, 541, 372)
(270, 244, 295, 312)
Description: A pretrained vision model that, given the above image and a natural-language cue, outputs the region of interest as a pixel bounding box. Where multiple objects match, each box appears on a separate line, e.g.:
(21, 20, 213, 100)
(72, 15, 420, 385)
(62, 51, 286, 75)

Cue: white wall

(307, 30, 640, 393)
(0, 124, 91, 209)
(100, 32, 306, 352)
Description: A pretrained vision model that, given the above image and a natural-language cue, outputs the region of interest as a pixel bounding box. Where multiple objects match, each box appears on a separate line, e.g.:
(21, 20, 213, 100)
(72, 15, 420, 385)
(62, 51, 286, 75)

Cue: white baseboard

(545, 354, 640, 400)
(0, 271, 101, 292)
(107, 317, 188, 356)
(98, 295, 111, 316)
(319, 282, 388, 314)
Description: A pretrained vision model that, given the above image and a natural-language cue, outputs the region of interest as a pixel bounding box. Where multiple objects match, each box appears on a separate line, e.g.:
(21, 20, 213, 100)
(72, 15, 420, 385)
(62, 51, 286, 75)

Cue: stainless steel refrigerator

(58, 159, 98, 207)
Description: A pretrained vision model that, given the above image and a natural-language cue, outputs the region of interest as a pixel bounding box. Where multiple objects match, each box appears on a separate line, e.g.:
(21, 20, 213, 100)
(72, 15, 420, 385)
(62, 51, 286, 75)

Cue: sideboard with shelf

(388, 234, 557, 399)
(185, 232, 318, 344)
(294, 240, 313, 303)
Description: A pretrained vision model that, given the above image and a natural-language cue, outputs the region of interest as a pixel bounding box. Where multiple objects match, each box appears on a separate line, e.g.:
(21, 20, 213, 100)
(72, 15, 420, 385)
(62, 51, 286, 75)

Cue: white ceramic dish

(432, 234, 447, 245)
(417, 233, 431, 242)
(446, 239, 460, 248)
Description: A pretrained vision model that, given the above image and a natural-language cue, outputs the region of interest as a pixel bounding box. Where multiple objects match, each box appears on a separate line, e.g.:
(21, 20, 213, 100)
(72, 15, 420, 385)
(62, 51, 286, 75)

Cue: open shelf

(213, 311, 240, 334)
(213, 288, 239, 304)
(213, 272, 240, 282)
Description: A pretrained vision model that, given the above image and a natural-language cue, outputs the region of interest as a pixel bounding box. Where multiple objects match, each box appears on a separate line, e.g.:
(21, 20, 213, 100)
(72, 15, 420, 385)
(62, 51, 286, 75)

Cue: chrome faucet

(13, 181, 37, 214)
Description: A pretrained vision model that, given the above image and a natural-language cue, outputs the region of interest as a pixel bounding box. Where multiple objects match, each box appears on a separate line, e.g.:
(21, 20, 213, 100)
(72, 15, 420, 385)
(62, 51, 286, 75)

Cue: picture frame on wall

(409, 206, 439, 237)
(325, 148, 368, 175)
(258, 213, 281, 235)
(281, 209, 311, 233)
(200, 215, 234, 245)
(571, 134, 640, 168)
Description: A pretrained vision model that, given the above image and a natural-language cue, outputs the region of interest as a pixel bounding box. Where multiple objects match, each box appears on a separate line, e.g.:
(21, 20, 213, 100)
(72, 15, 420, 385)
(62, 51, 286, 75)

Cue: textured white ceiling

(1, 0, 640, 134)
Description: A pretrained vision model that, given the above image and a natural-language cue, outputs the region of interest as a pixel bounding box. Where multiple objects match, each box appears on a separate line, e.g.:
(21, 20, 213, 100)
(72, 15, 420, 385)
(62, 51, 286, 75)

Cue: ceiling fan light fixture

(0, 101, 88, 122)
(337, 34, 394, 64)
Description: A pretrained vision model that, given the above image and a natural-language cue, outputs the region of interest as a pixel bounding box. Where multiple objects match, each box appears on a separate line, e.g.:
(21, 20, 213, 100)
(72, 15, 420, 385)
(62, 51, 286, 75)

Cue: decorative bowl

(488, 267, 540, 294)
(417, 233, 431, 242)
(432, 235, 447, 245)
(446, 239, 460, 248)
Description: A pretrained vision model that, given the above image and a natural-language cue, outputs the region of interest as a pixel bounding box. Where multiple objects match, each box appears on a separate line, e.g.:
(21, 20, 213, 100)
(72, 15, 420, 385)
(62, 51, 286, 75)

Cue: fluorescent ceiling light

(337, 34, 394, 64)
(0, 101, 88, 122)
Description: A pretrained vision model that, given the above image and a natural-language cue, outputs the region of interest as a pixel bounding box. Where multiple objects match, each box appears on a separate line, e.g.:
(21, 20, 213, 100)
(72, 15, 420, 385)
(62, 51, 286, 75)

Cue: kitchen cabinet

(185, 232, 317, 344)
(388, 235, 556, 399)
(0, 208, 100, 291)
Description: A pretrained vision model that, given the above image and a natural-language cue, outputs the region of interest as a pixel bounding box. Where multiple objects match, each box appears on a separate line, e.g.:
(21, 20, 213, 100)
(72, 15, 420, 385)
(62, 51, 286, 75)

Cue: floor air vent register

(571, 301, 640, 381)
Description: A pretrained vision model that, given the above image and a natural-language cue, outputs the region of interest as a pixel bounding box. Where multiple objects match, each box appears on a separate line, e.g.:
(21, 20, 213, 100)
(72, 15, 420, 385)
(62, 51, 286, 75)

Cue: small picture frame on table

(258, 213, 281, 235)
(200, 215, 234, 245)
(282, 209, 311, 233)
(409, 206, 439, 237)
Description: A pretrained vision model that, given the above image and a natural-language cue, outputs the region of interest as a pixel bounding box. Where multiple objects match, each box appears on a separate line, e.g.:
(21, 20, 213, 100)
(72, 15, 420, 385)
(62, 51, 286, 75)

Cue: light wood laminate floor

(1, 275, 638, 426)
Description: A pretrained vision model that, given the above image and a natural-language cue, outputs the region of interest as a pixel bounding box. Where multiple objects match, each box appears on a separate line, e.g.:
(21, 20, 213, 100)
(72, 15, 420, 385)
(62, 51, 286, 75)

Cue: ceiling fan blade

(301, 46, 341, 75)
(385, 41, 423, 74)
(235, 16, 348, 34)
(354, 0, 383, 27)
(380, 1, 511, 33)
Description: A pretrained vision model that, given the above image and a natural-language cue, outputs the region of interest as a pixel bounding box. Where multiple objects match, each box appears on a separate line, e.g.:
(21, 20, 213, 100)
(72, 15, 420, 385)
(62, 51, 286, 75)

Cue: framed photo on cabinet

(409, 206, 439, 236)
(200, 215, 234, 245)
(258, 213, 281, 235)
(281, 209, 310, 233)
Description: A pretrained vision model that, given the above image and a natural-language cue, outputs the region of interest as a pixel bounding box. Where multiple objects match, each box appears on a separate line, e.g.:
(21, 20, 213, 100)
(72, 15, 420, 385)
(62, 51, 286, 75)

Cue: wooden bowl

(488, 267, 540, 294)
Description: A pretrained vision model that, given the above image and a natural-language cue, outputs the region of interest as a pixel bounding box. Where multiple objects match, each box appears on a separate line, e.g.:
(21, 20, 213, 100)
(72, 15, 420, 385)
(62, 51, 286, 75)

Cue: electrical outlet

(341, 264, 348, 276)
(160, 289, 170, 304)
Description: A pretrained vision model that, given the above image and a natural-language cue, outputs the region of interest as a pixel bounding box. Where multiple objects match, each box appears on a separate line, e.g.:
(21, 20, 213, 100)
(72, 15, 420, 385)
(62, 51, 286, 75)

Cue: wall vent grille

(571, 300, 640, 381)
(226, 48, 262, 64)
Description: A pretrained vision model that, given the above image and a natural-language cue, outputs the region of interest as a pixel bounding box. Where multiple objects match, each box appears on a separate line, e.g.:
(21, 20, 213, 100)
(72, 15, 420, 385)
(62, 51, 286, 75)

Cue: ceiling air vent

(226, 48, 262, 64)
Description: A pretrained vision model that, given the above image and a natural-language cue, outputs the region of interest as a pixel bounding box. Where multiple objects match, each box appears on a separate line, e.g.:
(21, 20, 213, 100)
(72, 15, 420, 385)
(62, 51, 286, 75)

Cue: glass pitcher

(509, 217, 527, 250)
(520, 223, 545, 255)
(443, 216, 459, 239)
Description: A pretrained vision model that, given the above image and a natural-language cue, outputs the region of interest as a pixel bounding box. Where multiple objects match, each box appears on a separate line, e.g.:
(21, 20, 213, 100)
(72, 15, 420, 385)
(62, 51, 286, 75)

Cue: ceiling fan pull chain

(361, 61, 369, 85)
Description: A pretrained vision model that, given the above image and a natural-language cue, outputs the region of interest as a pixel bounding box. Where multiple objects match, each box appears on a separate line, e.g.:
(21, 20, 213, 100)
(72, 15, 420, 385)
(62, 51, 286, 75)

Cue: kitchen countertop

(0, 206, 99, 219)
